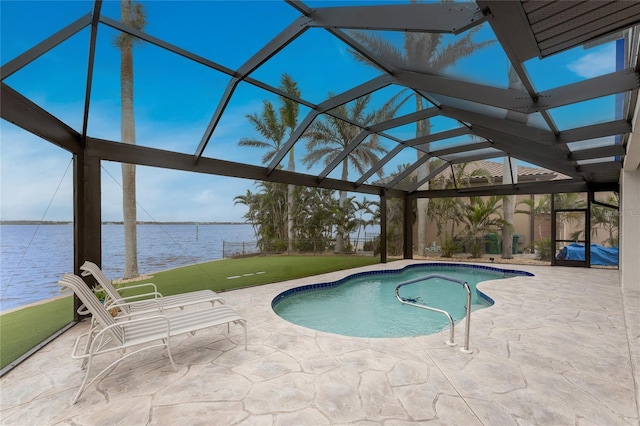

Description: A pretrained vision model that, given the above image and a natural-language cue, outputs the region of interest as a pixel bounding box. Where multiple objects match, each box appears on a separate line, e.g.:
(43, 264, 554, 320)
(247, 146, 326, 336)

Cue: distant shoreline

(0, 221, 247, 225)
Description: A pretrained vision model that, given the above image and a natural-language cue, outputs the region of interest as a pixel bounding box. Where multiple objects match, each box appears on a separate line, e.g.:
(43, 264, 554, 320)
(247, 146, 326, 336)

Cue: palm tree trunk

(501, 66, 525, 259)
(287, 151, 295, 253)
(415, 95, 430, 256)
(122, 163, 138, 278)
(335, 161, 349, 253)
(501, 157, 517, 258)
(120, 0, 138, 278)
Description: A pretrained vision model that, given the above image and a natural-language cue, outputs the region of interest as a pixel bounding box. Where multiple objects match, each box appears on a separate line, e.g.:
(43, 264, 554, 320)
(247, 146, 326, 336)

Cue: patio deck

(1, 261, 638, 425)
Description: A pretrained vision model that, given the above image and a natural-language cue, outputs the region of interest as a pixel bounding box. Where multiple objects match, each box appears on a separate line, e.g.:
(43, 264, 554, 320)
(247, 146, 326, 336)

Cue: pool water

(272, 263, 533, 338)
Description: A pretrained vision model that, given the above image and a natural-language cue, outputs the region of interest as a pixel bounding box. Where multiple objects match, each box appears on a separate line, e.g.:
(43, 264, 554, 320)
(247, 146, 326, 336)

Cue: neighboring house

(421, 160, 565, 254)
(376, 159, 616, 255)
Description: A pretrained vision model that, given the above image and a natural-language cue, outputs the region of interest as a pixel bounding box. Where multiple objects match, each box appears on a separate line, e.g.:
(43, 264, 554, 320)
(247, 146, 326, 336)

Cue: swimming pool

(272, 263, 533, 338)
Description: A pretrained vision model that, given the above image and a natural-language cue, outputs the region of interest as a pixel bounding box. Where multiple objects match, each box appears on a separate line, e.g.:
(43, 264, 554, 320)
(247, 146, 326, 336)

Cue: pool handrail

(395, 274, 473, 354)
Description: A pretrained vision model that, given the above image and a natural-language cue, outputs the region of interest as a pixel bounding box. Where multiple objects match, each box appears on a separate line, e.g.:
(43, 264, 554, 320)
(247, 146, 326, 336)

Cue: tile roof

(440, 160, 569, 183)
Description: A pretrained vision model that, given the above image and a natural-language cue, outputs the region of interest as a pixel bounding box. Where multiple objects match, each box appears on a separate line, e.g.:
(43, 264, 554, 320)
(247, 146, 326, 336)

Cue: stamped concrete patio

(1, 261, 638, 425)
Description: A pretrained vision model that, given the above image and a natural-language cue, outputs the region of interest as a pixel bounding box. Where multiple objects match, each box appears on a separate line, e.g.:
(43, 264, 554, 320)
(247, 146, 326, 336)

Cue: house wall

(533, 213, 552, 243)
(416, 193, 537, 255)
(620, 167, 640, 292)
(414, 190, 618, 256)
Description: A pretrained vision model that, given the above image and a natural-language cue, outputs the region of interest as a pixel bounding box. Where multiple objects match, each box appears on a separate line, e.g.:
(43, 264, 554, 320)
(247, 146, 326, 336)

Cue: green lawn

(121, 255, 382, 296)
(0, 297, 74, 372)
(1, 255, 382, 371)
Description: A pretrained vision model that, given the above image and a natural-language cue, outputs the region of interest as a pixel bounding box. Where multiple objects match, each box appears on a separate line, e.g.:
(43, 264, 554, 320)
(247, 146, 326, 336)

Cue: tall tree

(349, 3, 495, 255)
(353, 197, 376, 250)
(553, 192, 587, 242)
(234, 181, 288, 252)
(292, 187, 338, 251)
(460, 196, 510, 258)
(591, 194, 619, 247)
(239, 100, 286, 163)
(239, 74, 300, 252)
(115, 0, 146, 279)
(427, 161, 492, 252)
(279, 75, 301, 253)
(516, 194, 551, 241)
(303, 93, 405, 252)
(502, 65, 527, 258)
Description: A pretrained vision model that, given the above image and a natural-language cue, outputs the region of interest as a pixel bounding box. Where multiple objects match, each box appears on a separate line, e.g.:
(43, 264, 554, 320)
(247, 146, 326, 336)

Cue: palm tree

(591, 195, 619, 247)
(239, 101, 286, 163)
(349, 2, 495, 255)
(291, 187, 338, 252)
(554, 193, 587, 210)
(502, 65, 527, 258)
(427, 161, 493, 255)
(553, 193, 587, 244)
(353, 197, 376, 251)
(460, 195, 510, 258)
(115, 0, 146, 279)
(234, 181, 288, 253)
(516, 194, 551, 241)
(279, 75, 301, 253)
(233, 190, 261, 242)
(302, 93, 405, 252)
(501, 156, 518, 258)
(239, 74, 300, 252)
(516, 193, 588, 257)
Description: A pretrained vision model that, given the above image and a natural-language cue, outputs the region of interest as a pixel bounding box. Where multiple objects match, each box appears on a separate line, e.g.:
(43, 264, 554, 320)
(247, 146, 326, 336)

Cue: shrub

(535, 238, 552, 261)
(363, 236, 380, 252)
(441, 237, 460, 258)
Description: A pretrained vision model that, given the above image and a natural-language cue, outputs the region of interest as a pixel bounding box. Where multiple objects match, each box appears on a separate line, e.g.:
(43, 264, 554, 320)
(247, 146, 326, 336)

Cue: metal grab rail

(395, 274, 473, 354)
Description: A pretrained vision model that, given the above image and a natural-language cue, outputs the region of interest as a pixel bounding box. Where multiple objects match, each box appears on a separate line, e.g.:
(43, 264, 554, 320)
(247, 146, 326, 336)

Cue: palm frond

(431, 28, 496, 71)
(348, 30, 405, 68)
(279, 73, 301, 132)
(404, 32, 441, 70)
(114, 1, 147, 48)
(302, 147, 339, 168)
(238, 138, 273, 149)
(244, 101, 286, 144)
(373, 90, 411, 124)
(262, 150, 277, 164)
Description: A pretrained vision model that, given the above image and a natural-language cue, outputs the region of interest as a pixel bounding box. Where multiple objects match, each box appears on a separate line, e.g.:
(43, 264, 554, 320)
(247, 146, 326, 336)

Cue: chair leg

(80, 326, 99, 370)
(72, 348, 96, 404)
(163, 338, 177, 371)
(72, 340, 173, 404)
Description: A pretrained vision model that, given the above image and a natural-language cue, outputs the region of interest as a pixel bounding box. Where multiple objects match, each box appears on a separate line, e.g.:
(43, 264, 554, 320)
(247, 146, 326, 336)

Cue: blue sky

(0, 0, 620, 222)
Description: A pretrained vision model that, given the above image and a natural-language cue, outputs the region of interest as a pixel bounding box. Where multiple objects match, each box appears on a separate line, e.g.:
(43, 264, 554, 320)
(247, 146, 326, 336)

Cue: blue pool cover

(557, 243, 619, 266)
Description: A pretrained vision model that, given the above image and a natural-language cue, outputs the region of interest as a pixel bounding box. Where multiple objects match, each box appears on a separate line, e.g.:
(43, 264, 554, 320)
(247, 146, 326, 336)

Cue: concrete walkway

(1, 261, 638, 425)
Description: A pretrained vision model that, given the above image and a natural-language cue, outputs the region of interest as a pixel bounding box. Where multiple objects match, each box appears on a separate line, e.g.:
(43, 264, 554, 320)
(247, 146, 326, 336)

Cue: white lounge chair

(80, 261, 223, 317)
(58, 273, 247, 404)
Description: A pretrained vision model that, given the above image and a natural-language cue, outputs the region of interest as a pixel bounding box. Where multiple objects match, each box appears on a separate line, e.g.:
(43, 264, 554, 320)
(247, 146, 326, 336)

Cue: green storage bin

(486, 233, 500, 254)
(512, 234, 520, 254)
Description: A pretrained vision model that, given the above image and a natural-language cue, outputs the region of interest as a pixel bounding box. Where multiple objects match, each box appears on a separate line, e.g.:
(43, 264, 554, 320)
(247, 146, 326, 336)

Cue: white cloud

(0, 124, 74, 221)
(1, 120, 253, 223)
(100, 162, 252, 223)
(567, 44, 616, 78)
(1, 89, 277, 223)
